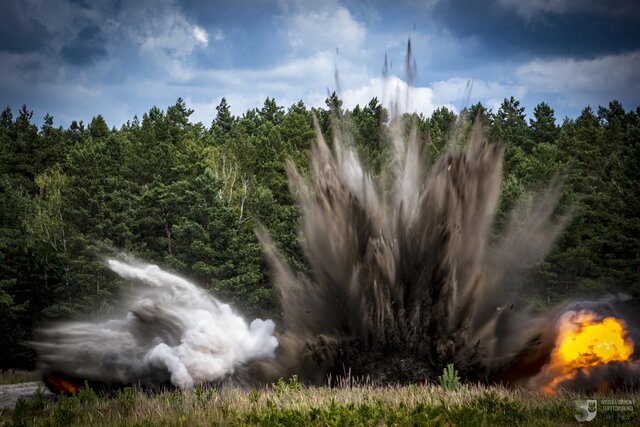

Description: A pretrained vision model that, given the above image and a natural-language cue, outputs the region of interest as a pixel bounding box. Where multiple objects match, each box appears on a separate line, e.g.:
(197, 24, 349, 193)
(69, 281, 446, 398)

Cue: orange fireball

(43, 374, 83, 395)
(538, 310, 634, 394)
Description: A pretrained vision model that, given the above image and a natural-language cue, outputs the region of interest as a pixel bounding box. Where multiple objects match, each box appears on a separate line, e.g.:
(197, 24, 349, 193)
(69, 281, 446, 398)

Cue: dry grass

(0, 370, 38, 385)
(2, 378, 638, 426)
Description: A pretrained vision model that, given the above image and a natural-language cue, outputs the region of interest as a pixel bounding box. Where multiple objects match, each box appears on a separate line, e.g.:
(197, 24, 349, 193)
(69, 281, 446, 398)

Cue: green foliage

(530, 102, 559, 144)
(14, 382, 98, 426)
(50, 394, 78, 426)
(115, 386, 137, 410)
(430, 106, 458, 137)
(76, 381, 99, 405)
(12, 390, 47, 427)
(88, 115, 110, 140)
(248, 388, 261, 404)
(273, 374, 302, 397)
(0, 369, 38, 384)
(439, 363, 461, 390)
(211, 97, 234, 139)
(193, 383, 215, 407)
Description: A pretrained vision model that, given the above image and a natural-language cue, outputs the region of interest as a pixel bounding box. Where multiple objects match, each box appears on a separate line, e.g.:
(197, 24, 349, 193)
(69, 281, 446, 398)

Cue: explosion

(536, 310, 634, 394)
(34, 110, 640, 395)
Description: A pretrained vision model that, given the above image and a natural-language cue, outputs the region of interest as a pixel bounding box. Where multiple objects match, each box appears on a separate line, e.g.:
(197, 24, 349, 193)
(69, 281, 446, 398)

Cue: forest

(1, 94, 639, 370)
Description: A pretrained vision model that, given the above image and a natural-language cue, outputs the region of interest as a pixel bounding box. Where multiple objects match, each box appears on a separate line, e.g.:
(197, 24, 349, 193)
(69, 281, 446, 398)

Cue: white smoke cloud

(36, 259, 278, 388)
(109, 260, 278, 388)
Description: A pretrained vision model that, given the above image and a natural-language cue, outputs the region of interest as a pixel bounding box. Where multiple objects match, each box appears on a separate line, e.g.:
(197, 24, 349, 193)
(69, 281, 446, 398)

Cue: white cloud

(515, 51, 640, 93)
(430, 77, 527, 113)
(283, 2, 367, 55)
(188, 95, 251, 125)
(195, 51, 336, 88)
(182, 52, 341, 123)
(193, 26, 209, 47)
(7, 0, 470, 127)
(9, 0, 213, 87)
(13, 0, 633, 130)
(23, 0, 210, 58)
(132, 4, 209, 58)
(181, 52, 521, 123)
(338, 75, 526, 118)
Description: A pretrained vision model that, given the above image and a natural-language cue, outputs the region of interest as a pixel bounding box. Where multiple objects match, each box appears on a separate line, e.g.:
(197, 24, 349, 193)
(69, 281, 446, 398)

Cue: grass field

(0, 371, 38, 385)
(1, 376, 638, 426)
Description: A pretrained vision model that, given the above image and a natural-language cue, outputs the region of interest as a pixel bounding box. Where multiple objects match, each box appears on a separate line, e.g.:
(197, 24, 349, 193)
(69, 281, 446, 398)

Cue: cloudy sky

(1, 0, 639, 127)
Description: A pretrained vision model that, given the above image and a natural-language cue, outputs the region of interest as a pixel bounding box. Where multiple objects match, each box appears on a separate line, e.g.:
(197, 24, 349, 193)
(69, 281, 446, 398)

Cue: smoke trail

(34, 260, 278, 389)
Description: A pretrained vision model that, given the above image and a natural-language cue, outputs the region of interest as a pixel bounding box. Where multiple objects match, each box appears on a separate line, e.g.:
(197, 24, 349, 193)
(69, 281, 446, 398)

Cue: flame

(44, 374, 82, 395)
(539, 310, 634, 394)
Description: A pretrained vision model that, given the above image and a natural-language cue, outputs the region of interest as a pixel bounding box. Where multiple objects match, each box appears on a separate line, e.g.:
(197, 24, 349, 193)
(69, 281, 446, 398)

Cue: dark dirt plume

(254, 113, 575, 387)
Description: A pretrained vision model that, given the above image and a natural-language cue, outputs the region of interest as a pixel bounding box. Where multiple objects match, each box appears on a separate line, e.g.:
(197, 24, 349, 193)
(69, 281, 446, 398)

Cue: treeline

(1, 95, 638, 369)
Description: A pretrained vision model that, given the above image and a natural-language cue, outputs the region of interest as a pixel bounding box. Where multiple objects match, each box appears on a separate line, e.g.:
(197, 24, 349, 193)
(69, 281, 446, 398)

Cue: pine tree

(211, 97, 234, 141)
(530, 102, 559, 145)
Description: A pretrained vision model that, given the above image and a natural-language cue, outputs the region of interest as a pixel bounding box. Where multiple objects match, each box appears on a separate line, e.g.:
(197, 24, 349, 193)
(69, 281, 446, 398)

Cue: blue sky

(1, 0, 639, 127)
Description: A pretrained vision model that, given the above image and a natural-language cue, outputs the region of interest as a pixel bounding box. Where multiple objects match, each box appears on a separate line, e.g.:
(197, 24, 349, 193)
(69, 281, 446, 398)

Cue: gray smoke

(34, 260, 278, 389)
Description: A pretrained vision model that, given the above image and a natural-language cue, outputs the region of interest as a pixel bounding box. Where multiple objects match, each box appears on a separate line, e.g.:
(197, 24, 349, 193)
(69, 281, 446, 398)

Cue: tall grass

(0, 370, 38, 385)
(2, 379, 637, 426)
